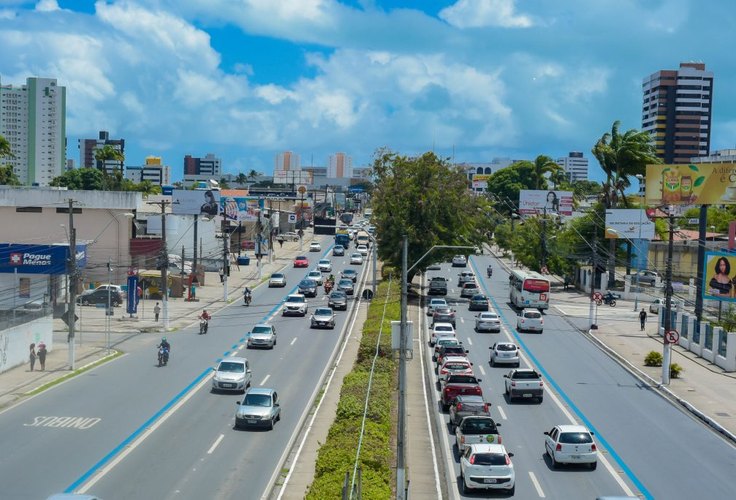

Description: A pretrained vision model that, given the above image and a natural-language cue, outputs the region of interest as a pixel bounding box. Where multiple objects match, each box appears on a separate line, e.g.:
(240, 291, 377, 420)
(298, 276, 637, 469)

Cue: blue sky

(1, 0, 734, 182)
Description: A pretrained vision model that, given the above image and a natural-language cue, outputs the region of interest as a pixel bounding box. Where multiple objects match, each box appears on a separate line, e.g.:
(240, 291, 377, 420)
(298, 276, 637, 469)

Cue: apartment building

(79, 130, 125, 174)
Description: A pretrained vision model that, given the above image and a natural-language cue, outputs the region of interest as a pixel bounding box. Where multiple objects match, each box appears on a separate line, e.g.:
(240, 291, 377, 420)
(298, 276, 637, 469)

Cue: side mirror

(503, 375, 509, 379)
(236, 401, 241, 405)
(476, 379, 482, 382)
(543, 431, 550, 436)
(465, 349, 469, 353)
(247, 368, 252, 373)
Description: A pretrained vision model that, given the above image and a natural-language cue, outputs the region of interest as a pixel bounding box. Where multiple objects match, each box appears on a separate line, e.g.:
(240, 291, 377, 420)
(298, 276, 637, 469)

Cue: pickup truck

(428, 277, 448, 296)
(441, 374, 483, 410)
(449, 395, 491, 430)
(455, 415, 502, 453)
(503, 368, 544, 403)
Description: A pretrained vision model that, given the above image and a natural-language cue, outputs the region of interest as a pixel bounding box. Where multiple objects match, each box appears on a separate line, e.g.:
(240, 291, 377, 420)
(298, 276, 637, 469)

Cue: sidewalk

(490, 248, 736, 441)
(0, 232, 314, 410)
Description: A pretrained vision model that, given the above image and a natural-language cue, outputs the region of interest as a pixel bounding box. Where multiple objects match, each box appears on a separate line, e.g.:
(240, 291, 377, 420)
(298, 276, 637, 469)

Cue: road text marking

(24, 416, 101, 429)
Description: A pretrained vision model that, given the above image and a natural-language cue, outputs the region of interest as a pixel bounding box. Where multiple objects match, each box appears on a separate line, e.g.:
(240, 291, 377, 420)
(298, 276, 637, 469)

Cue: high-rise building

(642, 62, 713, 164)
(183, 153, 221, 183)
(327, 152, 353, 179)
(126, 156, 171, 186)
(0, 76, 66, 186)
(556, 152, 589, 182)
(79, 130, 125, 174)
(275, 151, 300, 172)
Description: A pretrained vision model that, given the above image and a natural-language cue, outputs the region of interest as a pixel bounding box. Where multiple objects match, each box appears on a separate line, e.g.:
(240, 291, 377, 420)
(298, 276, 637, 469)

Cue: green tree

(371, 150, 491, 277)
(0, 134, 13, 160)
(235, 172, 248, 185)
(486, 161, 539, 214)
(531, 155, 562, 190)
(94, 144, 125, 169)
(0, 165, 21, 186)
(247, 169, 260, 182)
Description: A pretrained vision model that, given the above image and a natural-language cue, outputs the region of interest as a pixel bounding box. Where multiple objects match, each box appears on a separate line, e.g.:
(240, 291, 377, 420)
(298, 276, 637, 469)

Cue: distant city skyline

(1, 1, 734, 183)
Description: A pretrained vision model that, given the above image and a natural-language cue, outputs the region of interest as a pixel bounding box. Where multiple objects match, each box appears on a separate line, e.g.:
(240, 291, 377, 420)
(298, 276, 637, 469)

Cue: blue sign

(127, 274, 139, 314)
(0, 243, 88, 275)
(348, 186, 364, 193)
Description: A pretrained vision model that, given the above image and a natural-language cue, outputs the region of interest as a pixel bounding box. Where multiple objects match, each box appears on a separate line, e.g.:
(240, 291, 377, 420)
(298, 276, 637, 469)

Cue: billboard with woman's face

(703, 251, 736, 302)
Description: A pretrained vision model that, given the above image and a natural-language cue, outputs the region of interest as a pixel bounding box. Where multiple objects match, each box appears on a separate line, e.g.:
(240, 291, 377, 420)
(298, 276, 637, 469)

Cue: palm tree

(532, 155, 561, 190)
(0, 134, 14, 160)
(592, 120, 661, 286)
(235, 172, 248, 186)
(94, 145, 125, 170)
(247, 169, 260, 183)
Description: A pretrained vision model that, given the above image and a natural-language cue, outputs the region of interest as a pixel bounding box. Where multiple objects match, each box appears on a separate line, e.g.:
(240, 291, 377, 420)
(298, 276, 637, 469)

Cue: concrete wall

(657, 310, 736, 372)
(0, 316, 53, 374)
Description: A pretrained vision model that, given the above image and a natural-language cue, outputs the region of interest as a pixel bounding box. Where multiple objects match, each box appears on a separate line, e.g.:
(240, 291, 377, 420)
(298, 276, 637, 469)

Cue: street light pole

(397, 235, 408, 500)
(634, 208, 643, 311)
(662, 208, 675, 384)
(589, 232, 599, 330)
(106, 258, 111, 354)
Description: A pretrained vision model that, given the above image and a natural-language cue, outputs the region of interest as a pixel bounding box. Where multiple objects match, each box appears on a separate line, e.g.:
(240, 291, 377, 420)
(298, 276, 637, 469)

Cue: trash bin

(237, 256, 250, 266)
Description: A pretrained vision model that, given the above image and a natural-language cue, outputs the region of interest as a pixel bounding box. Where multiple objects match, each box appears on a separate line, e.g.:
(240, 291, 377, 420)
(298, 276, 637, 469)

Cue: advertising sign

(645, 163, 736, 205)
(472, 174, 491, 189)
(604, 209, 655, 240)
(220, 190, 263, 222)
(172, 189, 221, 216)
(519, 190, 573, 216)
(126, 274, 139, 314)
(273, 170, 312, 185)
(0, 243, 87, 275)
(702, 251, 736, 302)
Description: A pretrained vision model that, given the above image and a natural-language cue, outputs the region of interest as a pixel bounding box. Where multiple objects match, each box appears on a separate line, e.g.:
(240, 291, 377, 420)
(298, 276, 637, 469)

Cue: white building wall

(0, 316, 53, 374)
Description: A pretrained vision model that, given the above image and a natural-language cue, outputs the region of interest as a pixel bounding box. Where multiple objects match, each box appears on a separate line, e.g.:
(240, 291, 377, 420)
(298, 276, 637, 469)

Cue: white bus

(509, 269, 550, 310)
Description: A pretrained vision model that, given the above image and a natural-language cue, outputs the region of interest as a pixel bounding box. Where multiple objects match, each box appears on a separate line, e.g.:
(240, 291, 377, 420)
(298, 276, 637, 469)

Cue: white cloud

(35, 0, 59, 12)
(440, 0, 533, 29)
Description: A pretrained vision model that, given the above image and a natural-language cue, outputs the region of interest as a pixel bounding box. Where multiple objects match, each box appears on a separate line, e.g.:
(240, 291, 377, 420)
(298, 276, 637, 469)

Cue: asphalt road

(0, 236, 369, 500)
(422, 255, 735, 500)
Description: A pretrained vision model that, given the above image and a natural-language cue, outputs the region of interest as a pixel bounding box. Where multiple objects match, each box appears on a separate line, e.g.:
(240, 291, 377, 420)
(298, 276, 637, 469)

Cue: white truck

(503, 368, 544, 403)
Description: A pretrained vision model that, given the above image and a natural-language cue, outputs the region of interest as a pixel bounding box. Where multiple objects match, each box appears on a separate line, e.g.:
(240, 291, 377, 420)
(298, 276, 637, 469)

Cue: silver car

(247, 324, 277, 349)
(460, 282, 480, 298)
(310, 307, 336, 329)
(318, 259, 332, 273)
(341, 268, 358, 282)
(489, 342, 520, 367)
(328, 290, 348, 310)
(337, 278, 354, 295)
(212, 357, 252, 393)
(307, 270, 324, 285)
(475, 312, 501, 333)
(268, 273, 287, 288)
(235, 388, 281, 430)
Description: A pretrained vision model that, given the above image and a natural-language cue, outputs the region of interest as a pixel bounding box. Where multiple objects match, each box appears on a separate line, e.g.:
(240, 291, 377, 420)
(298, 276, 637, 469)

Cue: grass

(25, 350, 124, 396)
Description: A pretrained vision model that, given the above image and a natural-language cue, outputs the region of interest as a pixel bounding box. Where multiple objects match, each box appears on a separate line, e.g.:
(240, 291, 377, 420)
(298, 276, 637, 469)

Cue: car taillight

(460, 436, 465, 444)
(505, 454, 511, 465)
(556, 443, 562, 451)
(469, 453, 475, 464)
(498, 435, 502, 444)
(591, 443, 597, 452)
(511, 381, 516, 387)
(456, 403, 463, 411)
(483, 403, 489, 412)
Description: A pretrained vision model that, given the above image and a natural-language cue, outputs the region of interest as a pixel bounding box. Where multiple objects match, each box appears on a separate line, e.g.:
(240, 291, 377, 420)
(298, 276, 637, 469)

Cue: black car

(428, 277, 448, 296)
(468, 294, 490, 311)
(341, 268, 358, 282)
(77, 289, 123, 307)
(297, 279, 319, 297)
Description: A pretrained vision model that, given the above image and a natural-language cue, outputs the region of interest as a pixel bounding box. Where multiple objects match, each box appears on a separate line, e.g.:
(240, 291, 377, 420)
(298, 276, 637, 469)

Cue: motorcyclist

(243, 286, 252, 305)
(158, 337, 171, 351)
(157, 337, 170, 366)
(327, 274, 335, 284)
(487, 264, 493, 277)
(199, 310, 211, 334)
(200, 310, 211, 321)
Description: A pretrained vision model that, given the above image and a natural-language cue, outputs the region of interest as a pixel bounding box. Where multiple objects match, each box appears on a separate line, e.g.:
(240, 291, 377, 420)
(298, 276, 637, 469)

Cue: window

(16, 207, 42, 213)
(19, 277, 31, 298)
(56, 207, 82, 214)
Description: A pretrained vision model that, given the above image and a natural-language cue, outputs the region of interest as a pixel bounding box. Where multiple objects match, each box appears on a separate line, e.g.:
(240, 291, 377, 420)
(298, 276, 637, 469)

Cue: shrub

(644, 351, 663, 367)
(670, 363, 683, 378)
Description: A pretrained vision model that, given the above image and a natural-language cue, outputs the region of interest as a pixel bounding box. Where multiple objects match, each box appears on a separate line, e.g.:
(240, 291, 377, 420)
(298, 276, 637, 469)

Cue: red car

(293, 255, 309, 268)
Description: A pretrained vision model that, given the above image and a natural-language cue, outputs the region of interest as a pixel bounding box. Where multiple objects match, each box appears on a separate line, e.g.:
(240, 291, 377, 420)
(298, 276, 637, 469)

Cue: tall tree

(235, 172, 248, 185)
(532, 155, 562, 190)
(247, 169, 260, 182)
(485, 161, 539, 214)
(0, 134, 13, 159)
(0, 165, 21, 186)
(94, 144, 125, 169)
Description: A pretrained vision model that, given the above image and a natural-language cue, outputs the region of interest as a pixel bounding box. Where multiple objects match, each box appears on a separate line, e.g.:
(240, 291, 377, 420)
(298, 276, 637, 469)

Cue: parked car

(268, 273, 287, 288)
(544, 425, 598, 469)
(307, 270, 324, 285)
(428, 277, 448, 296)
(310, 307, 336, 329)
(516, 309, 544, 333)
(460, 282, 480, 298)
(350, 253, 364, 265)
(298, 279, 319, 297)
(455, 415, 502, 453)
(247, 324, 277, 349)
(332, 245, 345, 256)
(317, 259, 332, 273)
(279, 231, 300, 242)
(504, 368, 544, 402)
(77, 289, 122, 307)
(234, 388, 281, 430)
(432, 306, 456, 327)
(427, 298, 448, 316)
(282, 294, 308, 316)
(337, 278, 355, 295)
(459, 444, 515, 495)
(328, 290, 348, 310)
(452, 255, 468, 267)
(449, 395, 491, 430)
(293, 255, 309, 268)
(475, 312, 501, 333)
(212, 357, 251, 393)
(430, 322, 455, 346)
(631, 270, 659, 286)
(341, 268, 358, 282)
(309, 241, 322, 252)
(489, 342, 520, 367)
(468, 294, 489, 311)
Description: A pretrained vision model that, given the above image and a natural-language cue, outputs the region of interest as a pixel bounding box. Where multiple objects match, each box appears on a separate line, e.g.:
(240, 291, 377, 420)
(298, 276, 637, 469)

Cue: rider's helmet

(162, 337, 167, 342)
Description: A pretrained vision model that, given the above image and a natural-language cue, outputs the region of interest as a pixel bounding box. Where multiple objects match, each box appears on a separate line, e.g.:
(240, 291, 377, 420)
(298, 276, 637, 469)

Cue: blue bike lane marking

(470, 257, 653, 500)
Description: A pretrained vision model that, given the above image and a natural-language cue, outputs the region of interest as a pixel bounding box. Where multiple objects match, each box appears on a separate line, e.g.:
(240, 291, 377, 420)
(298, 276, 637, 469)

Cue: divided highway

(422, 255, 734, 499)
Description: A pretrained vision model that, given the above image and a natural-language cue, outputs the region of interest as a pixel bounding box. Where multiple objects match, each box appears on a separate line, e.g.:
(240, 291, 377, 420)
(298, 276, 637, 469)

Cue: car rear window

(496, 344, 517, 351)
(559, 432, 593, 444)
(449, 375, 477, 384)
(513, 370, 540, 379)
(218, 362, 244, 372)
(445, 363, 470, 370)
(314, 308, 332, 315)
(252, 326, 272, 334)
(463, 419, 497, 433)
(524, 311, 542, 319)
(271, 273, 284, 279)
(443, 347, 465, 355)
(472, 453, 507, 466)
(436, 326, 453, 332)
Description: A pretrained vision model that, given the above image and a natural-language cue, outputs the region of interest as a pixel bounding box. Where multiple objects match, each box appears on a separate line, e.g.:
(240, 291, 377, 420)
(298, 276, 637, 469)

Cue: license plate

(484, 478, 497, 484)
(570, 454, 581, 459)
(222, 383, 234, 388)
(523, 394, 532, 397)
(247, 419, 257, 424)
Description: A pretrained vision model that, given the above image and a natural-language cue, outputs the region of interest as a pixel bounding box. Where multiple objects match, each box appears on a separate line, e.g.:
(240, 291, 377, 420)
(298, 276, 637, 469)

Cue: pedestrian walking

(218, 267, 225, 283)
(154, 302, 161, 322)
(29, 343, 36, 372)
(639, 308, 647, 331)
(37, 341, 47, 371)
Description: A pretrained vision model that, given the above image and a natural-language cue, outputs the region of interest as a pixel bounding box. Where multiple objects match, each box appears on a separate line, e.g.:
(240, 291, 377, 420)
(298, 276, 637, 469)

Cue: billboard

(171, 189, 221, 216)
(220, 190, 263, 222)
(273, 170, 312, 185)
(0, 243, 87, 275)
(645, 163, 736, 205)
(604, 209, 655, 240)
(472, 174, 491, 189)
(703, 251, 736, 302)
(519, 190, 573, 216)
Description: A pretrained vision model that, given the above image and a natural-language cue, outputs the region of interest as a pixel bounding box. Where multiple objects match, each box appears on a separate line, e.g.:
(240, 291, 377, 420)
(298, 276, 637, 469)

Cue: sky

(1, 0, 735, 182)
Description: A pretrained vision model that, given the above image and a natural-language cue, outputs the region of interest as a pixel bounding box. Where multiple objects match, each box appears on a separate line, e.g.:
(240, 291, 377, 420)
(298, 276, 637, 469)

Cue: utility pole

(662, 208, 676, 384)
(192, 214, 199, 280)
(541, 206, 547, 270)
(148, 199, 171, 329)
(589, 232, 598, 330)
(397, 235, 408, 500)
(223, 223, 229, 301)
(694, 204, 708, 320)
(106, 258, 112, 354)
(67, 199, 78, 369)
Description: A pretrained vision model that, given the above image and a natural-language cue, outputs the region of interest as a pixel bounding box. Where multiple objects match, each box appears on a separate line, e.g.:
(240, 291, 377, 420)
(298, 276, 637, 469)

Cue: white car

(427, 298, 448, 316)
(307, 270, 324, 285)
(317, 259, 332, 273)
(268, 273, 287, 288)
(430, 322, 455, 345)
(309, 241, 322, 252)
(460, 443, 515, 495)
(544, 425, 598, 470)
(211, 356, 252, 393)
(489, 342, 520, 367)
(350, 253, 364, 265)
(332, 245, 345, 256)
(452, 255, 468, 267)
(516, 309, 544, 333)
(282, 294, 308, 316)
(247, 324, 277, 349)
(475, 312, 501, 332)
(356, 244, 369, 256)
(437, 356, 473, 383)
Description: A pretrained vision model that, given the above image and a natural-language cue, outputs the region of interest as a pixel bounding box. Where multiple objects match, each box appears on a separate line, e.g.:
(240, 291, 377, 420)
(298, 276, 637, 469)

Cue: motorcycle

(199, 318, 209, 334)
(243, 291, 252, 306)
(487, 267, 493, 278)
(324, 281, 334, 295)
(157, 346, 169, 367)
(595, 292, 619, 307)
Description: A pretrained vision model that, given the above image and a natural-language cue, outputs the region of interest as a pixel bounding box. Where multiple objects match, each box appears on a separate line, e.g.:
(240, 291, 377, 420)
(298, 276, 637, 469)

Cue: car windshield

(252, 326, 272, 334)
(287, 296, 305, 303)
(472, 453, 507, 466)
(296, 256, 307, 260)
(330, 291, 346, 298)
(299, 280, 316, 287)
(319, 260, 330, 264)
(339, 279, 352, 286)
(496, 344, 517, 352)
(471, 295, 486, 301)
(243, 394, 272, 407)
(430, 300, 446, 306)
(314, 308, 332, 316)
(334, 246, 343, 250)
(218, 362, 244, 373)
(559, 432, 593, 444)
(513, 371, 540, 379)
(463, 419, 497, 433)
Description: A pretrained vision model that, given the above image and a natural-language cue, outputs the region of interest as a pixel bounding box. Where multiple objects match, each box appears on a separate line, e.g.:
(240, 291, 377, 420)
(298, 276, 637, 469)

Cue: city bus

(509, 269, 550, 310)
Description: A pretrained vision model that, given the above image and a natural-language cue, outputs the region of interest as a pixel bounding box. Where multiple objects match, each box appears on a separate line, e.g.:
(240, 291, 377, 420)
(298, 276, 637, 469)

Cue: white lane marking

(478, 365, 486, 376)
(260, 374, 270, 385)
(496, 406, 507, 420)
(290, 338, 297, 346)
(528, 471, 546, 497)
(77, 371, 213, 493)
(207, 434, 224, 455)
(466, 337, 473, 346)
(459, 317, 464, 324)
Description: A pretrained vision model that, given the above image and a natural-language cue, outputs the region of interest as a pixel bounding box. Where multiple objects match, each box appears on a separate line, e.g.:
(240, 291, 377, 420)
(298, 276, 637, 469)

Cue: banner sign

(126, 274, 139, 314)
(273, 170, 312, 185)
(519, 190, 573, 216)
(172, 189, 222, 216)
(472, 174, 491, 189)
(0, 243, 87, 275)
(702, 251, 736, 302)
(646, 163, 736, 205)
(604, 209, 656, 239)
(220, 190, 263, 222)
